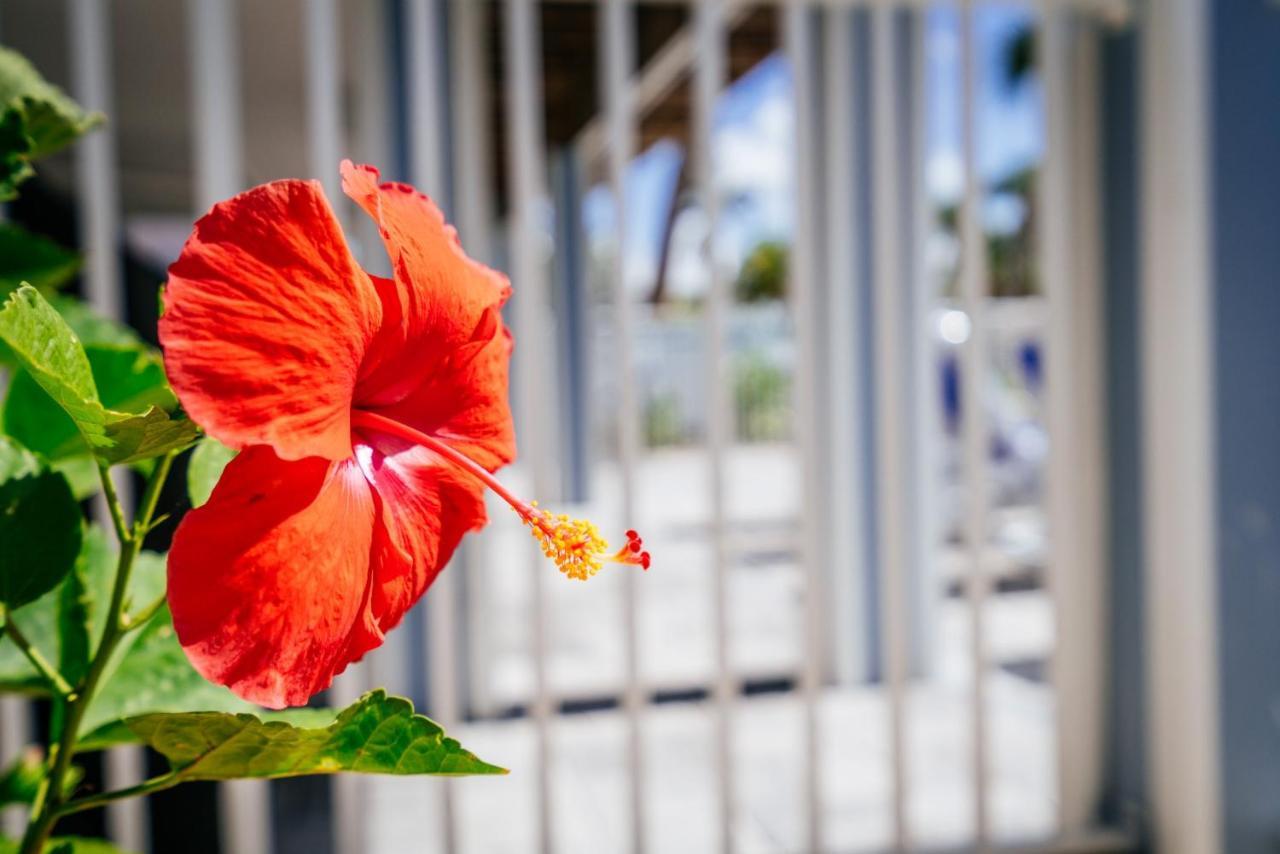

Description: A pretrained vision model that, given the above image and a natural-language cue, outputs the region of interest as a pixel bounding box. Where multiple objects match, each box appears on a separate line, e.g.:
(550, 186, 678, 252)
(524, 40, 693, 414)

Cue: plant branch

(20, 452, 176, 854)
(96, 463, 130, 545)
(55, 772, 180, 818)
(0, 612, 73, 699)
(121, 593, 166, 631)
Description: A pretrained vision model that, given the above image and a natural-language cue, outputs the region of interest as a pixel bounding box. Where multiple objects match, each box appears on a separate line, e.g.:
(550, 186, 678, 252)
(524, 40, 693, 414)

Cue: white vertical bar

(503, 3, 556, 852)
(0, 699, 29, 838)
(67, 2, 146, 849)
(451, 0, 497, 265)
(781, 5, 825, 853)
(404, 2, 463, 851)
(905, 4, 940, 682)
(822, 2, 871, 690)
(186, 2, 272, 851)
(957, 3, 992, 845)
(601, 2, 647, 852)
(408, 0, 446, 206)
(1038, 7, 1107, 838)
(303, 4, 369, 854)
(692, 2, 735, 852)
(869, 6, 910, 849)
(450, 0, 500, 723)
(188, 0, 244, 212)
(1139, 1, 1220, 852)
(305, 0, 344, 197)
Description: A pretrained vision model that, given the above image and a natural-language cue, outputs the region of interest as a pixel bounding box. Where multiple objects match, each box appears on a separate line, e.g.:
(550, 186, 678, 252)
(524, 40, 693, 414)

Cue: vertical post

(1139, 1, 1220, 852)
(869, 5, 910, 849)
(186, 3, 272, 852)
(450, 0, 499, 722)
(407, 0, 446, 199)
(781, 4, 826, 852)
(902, 2, 939, 686)
(189, 0, 244, 214)
(601, 1, 647, 851)
(503, 2, 556, 852)
(957, 3, 992, 845)
(692, 1, 735, 851)
(405, 2, 464, 850)
(1038, 7, 1108, 840)
(302, 4, 371, 854)
(67, 1, 145, 849)
(821, 2, 871, 689)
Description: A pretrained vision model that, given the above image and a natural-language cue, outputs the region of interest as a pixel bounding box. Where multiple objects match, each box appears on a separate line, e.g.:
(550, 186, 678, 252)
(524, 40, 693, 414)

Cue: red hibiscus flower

(160, 161, 648, 708)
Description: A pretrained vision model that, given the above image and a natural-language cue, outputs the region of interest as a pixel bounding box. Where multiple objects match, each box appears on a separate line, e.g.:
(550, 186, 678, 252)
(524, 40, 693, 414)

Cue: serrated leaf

(77, 606, 266, 749)
(99, 690, 505, 782)
(0, 286, 198, 465)
(186, 437, 236, 508)
(0, 46, 102, 200)
(0, 223, 79, 297)
(0, 437, 81, 608)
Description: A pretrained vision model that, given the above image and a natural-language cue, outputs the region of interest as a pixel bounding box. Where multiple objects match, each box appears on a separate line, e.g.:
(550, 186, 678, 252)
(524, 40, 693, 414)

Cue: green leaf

(0, 437, 81, 608)
(47, 297, 143, 349)
(0, 223, 79, 297)
(186, 438, 236, 508)
(0, 747, 43, 806)
(0, 838, 133, 854)
(0, 286, 198, 465)
(0, 526, 158, 695)
(5, 345, 179, 461)
(0, 748, 81, 808)
(0, 46, 102, 200)
(76, 606, 268, 749)
(95, 690, 506, 782)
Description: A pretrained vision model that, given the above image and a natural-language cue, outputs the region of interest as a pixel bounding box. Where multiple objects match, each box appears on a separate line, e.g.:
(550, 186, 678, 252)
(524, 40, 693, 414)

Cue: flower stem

(19, 452, 176, 854)
(0, 611, 73, 699)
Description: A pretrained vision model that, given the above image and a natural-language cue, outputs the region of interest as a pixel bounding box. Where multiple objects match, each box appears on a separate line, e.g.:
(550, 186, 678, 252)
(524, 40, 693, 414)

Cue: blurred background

(1, 0, 1277, 852)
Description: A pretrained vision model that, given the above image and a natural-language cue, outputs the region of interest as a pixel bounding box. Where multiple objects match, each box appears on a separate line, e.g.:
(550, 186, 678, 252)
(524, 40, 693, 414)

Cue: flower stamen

(351, 410, 650, 580)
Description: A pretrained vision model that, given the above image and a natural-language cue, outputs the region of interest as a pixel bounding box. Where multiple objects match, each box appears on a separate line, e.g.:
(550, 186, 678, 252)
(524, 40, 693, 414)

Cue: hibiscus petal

(354, 436, 488, 635)
(161, 179, 382, 461)
(341, 162, 515, 471)
(167, 446, 379, 708)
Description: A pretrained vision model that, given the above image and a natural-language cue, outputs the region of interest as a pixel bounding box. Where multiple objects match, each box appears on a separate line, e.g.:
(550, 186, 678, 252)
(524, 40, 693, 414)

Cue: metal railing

(1, 0, 1135, 851)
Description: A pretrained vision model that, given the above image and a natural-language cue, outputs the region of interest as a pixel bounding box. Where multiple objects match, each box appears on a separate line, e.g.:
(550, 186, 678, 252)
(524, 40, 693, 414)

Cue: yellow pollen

(524, 510, 610, 581)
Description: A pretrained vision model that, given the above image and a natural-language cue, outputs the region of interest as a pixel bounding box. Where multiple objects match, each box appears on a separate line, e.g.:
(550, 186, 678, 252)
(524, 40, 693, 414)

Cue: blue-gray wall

(1211, 2, 1280, 852)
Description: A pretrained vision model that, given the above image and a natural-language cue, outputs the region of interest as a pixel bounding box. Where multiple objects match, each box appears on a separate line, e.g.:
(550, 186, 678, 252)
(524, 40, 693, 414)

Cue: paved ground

(359, 444, 1057, 852)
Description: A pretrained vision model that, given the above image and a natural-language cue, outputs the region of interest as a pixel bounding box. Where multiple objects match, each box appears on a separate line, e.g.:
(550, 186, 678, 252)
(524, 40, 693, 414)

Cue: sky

(582, 4, 1043, 300)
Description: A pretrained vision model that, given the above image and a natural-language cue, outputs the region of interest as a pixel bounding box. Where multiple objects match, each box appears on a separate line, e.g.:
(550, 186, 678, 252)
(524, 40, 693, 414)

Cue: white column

(601, 1, 647, 851)
(870, 6, 911, 848)
(821, 2, 871, 689)
(692, 2, 735, 851)
(1038, 7, 1108, 840)
(67, 2, 147, 850)
(185, 1, 271, 850)
(781, 5, 826, 852)
(957, 3, 992, 844)
(503, 2, 556, 852)
(1139, 1, 1221, 852)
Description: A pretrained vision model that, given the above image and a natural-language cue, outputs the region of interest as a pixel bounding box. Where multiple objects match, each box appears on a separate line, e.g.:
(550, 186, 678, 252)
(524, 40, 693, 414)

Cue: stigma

(523, 505, 650, 581)
(351, 410, 650, 581)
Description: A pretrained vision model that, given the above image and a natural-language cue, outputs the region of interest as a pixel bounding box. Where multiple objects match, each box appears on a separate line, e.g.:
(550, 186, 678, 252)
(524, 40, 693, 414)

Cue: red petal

(341, 161, 516, 471)
(355, 437, 488, 635)
(167, 447, 379, 708)
(161, 179, 382, 461)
